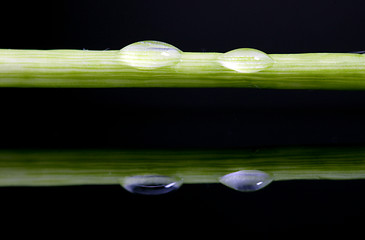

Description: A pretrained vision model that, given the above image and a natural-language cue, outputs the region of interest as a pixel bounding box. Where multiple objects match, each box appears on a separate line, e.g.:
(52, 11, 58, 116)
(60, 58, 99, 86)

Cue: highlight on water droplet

(218, 48, 274, 73)
(219, 170, 273, 192)
(120, 175, 183, 195)
(119, 41, 182, 69)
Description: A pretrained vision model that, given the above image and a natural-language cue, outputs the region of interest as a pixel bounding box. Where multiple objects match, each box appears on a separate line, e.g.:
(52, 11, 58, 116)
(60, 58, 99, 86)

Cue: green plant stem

(0, 146, 365, 186)
(0, 49, 364, 89)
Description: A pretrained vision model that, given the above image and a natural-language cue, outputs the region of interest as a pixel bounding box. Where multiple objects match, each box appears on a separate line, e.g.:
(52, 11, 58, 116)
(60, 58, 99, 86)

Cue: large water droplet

(119, 41, 182, 69)
(219, 170, 273, 192)
(120, 175, 183, 195)
(218, 48, 274, 73)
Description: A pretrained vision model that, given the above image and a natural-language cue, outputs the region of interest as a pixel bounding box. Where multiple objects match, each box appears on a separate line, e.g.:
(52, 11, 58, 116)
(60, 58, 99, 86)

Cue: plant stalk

(0, 146, 365, 186)
(0, 48, 364, 89)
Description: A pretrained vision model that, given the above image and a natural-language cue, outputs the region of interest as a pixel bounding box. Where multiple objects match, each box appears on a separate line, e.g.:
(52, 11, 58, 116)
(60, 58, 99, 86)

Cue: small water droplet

(119, 41, 182, 69)
(219, 170, 273, 192)
(218, 48, 274, 73)
(120, 175, 183, 195)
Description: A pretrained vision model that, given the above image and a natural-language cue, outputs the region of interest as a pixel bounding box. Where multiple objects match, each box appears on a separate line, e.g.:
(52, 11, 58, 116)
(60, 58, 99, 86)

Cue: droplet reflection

(219, 170, 273, 192)
(120, 175, 183, 195)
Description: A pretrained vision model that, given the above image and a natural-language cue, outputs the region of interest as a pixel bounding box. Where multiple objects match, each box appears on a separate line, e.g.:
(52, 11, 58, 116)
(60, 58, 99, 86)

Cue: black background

(1, 0, 365, 235)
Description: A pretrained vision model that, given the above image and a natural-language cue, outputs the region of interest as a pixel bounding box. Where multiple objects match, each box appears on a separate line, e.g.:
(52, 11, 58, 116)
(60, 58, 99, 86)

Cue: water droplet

(348, 50, 365, 54)
(218, 48, 274, 73)
(120, 175, 183, 195)
(119, 41, 182, 69)
(219, 170, 273, 192)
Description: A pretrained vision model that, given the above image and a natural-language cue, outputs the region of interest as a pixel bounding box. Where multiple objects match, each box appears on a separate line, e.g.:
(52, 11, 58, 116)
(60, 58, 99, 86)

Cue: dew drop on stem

(218, 48, 274, 73)
(119, 41, 182, 69)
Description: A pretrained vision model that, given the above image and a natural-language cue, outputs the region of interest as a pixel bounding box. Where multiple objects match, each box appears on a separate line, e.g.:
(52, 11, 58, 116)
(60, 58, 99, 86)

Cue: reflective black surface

(0, 0, 365, 235)
(2, 181, 365, 234)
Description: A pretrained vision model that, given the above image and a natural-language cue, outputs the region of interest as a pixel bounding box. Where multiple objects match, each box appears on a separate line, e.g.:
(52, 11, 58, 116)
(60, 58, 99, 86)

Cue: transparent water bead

(218, 48, 274, 73)
(119, 41, 182, 69)
(120, 175, 183, 195)
(219, 170, 273, 192)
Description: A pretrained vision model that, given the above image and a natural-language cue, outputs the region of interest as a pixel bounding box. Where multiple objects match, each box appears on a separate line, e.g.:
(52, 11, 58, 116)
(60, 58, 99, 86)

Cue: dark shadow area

(1, 0, 365, 54)
(1, 88, 365, 148)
